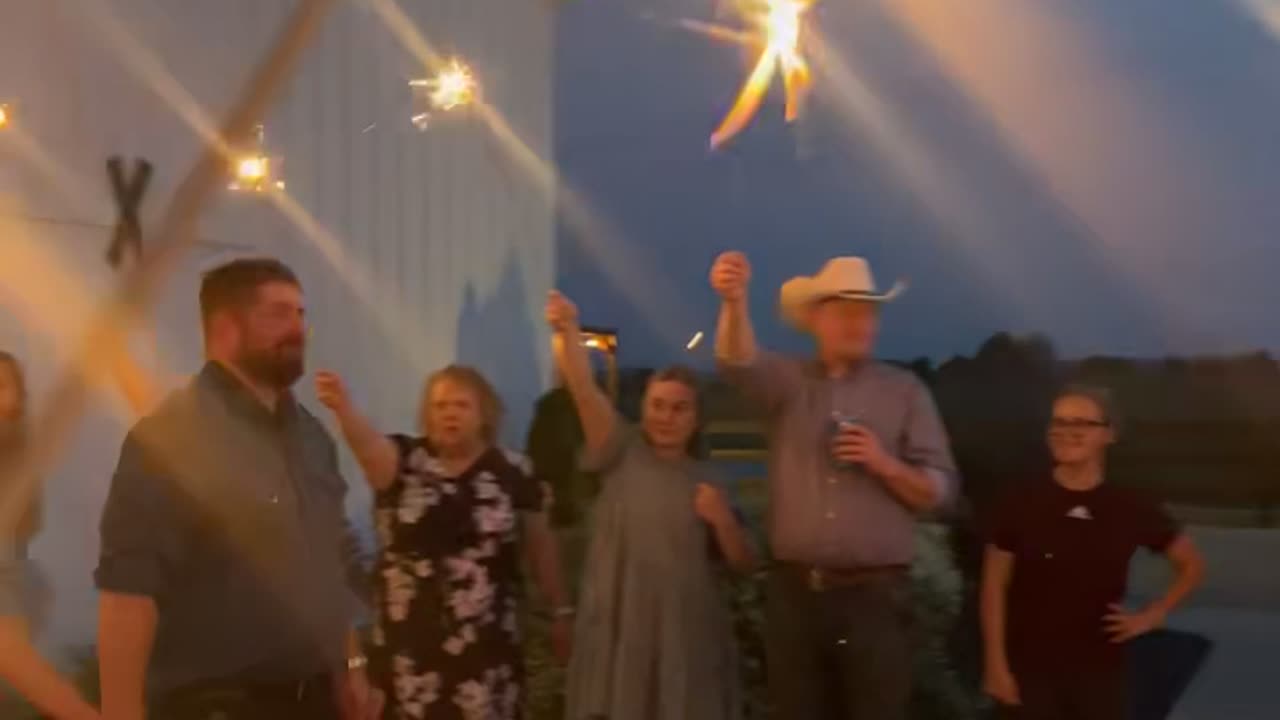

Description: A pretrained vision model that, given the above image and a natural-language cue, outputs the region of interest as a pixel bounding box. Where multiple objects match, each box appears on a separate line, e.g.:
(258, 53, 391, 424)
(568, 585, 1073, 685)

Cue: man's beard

(236, 341, 305, 389)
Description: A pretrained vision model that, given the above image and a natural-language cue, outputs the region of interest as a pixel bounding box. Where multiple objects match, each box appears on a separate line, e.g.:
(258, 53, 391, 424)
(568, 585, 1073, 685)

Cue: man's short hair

(199, 257, 299, 327)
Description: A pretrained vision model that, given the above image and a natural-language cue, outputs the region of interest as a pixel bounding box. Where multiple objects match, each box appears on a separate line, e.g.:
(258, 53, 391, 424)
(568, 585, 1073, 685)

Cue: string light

(228, 123, 285, 192)
(580, 328, 619, 353)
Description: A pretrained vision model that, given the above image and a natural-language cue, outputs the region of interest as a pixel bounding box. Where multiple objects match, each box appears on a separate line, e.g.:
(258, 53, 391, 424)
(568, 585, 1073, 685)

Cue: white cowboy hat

(779, 257, 907, 328)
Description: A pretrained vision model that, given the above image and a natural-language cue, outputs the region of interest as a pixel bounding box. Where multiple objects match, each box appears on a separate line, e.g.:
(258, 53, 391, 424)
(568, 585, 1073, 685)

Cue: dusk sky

(553, 0, 1280, 368)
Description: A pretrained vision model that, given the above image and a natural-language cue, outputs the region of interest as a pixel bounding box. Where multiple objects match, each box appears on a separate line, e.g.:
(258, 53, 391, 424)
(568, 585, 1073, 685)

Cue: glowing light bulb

(237, 156, 268, 182)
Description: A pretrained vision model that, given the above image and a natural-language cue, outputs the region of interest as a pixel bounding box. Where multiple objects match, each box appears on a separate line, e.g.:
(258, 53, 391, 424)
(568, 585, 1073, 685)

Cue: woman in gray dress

(546, 291, 756, 720)
(0, 351, 99, 719)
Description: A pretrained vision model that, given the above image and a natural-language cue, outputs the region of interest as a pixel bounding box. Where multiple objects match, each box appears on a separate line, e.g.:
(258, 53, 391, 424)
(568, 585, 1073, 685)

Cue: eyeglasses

(1049, 417, 1109, 432)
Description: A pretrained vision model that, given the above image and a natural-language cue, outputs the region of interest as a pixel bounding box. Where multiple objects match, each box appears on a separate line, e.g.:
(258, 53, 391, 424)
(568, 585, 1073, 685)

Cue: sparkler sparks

(704, 0, 815, 149)
(430, 60, 477, 111)
(409, 58, 477, 130)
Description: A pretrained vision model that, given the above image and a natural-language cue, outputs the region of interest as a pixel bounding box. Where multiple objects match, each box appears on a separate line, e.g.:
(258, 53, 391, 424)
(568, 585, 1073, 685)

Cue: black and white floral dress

(370, 436, 546, 720)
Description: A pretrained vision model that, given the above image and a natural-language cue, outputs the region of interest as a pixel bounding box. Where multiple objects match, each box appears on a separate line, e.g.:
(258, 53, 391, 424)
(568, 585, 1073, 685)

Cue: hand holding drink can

(828, 411, 860, 470)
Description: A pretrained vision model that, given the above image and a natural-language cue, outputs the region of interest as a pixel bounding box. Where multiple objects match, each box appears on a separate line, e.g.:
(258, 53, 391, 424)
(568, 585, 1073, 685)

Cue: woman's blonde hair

(420, 364, 505, 446)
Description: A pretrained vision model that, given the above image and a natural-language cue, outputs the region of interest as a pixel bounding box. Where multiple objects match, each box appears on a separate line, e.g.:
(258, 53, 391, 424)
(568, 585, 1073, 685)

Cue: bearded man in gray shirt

(711, 251, 958, 720)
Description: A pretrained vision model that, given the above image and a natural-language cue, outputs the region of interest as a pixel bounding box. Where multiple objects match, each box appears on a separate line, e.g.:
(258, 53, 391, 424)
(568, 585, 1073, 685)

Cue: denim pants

(765, 567, 914, 720)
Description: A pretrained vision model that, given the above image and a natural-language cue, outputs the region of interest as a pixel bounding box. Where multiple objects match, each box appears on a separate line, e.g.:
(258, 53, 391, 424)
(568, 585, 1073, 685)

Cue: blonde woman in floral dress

(317, 366, 571, 720)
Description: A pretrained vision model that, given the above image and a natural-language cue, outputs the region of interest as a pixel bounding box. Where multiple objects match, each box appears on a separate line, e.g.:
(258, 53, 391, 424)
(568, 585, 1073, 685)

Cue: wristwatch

(347, 654, 369, 671)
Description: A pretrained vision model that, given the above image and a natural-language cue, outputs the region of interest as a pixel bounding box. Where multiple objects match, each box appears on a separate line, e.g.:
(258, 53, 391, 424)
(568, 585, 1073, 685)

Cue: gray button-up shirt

(96, 362, 359, 694)
(721, 353, 958, 568)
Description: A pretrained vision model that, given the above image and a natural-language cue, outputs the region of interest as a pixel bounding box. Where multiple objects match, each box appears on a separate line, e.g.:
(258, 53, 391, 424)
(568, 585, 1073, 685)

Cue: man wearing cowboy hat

(711, 251, 958, 720)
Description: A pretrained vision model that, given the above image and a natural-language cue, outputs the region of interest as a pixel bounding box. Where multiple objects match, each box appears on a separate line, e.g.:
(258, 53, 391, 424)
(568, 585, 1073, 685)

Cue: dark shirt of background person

(526, 385, 591, 527)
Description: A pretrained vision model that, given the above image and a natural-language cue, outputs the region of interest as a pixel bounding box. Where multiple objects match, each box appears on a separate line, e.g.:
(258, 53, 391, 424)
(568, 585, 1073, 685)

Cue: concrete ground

(1129, 527, 1280, 719)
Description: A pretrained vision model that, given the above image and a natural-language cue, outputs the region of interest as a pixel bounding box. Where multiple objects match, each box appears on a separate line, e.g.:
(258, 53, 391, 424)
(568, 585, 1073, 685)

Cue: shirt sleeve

(717, 351, 803, 416)
(1132, 494, 1180, 553)
(377, 433, 422, 504)
(95, 427, 189, 598)
(986, 492, 1023, 553)
(579, 414, 634, 475)
(899, 377, 960, 509)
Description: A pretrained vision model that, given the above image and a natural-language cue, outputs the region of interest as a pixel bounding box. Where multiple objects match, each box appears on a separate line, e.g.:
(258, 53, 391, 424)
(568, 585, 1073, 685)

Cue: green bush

(909, 525, 984, 720)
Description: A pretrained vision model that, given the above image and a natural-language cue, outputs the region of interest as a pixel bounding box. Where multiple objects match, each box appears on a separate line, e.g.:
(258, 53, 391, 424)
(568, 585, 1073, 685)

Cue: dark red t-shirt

(988, 479, 1179, 673)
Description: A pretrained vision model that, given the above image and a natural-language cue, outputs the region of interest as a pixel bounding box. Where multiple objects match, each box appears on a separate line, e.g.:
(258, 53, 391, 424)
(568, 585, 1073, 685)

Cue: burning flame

(709, 0, 815, 149)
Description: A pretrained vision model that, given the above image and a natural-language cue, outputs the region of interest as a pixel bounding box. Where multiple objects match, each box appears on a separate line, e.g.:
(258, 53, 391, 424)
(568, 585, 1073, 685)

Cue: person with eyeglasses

(980, 385, 1204, 719)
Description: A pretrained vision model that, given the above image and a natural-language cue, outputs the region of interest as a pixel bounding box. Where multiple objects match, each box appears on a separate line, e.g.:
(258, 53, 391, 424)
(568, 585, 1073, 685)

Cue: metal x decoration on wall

(106, 156, 153, 269)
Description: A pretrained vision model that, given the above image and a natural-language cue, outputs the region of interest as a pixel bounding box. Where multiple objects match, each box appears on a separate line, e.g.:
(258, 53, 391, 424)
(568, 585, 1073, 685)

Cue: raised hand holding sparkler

(710, 250, 752, 301)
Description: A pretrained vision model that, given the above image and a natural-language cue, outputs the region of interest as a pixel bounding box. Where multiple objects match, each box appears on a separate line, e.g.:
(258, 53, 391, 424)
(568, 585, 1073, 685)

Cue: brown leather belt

(779, 562, 910, 592)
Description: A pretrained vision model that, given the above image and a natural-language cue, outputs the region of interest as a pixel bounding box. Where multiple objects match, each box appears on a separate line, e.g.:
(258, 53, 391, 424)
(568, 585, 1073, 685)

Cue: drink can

(828, 411, 860, 470)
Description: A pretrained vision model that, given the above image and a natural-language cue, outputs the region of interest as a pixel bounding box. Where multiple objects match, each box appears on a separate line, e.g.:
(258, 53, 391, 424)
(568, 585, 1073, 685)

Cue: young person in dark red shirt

(980, 385, 1204, 719)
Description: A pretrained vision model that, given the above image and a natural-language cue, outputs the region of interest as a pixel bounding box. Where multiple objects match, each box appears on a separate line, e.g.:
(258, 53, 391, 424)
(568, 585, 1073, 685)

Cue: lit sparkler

(0, 103, 12, 130)
(430, 60, 476, 110)
(701, 0, 815, 149)
(409, 58, 477, 130)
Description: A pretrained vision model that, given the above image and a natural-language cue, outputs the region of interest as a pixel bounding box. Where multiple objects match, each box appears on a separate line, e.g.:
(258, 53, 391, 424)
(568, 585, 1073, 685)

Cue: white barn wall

(0, 0, 555, 652)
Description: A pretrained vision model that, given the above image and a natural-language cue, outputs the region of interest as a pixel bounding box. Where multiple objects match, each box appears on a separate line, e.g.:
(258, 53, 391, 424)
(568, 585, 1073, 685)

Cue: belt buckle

(808, 567, 825, 592)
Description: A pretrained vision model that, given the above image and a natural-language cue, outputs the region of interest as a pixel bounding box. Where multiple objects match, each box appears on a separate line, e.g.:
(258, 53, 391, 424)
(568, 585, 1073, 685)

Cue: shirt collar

(805, 357, 871, 382)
